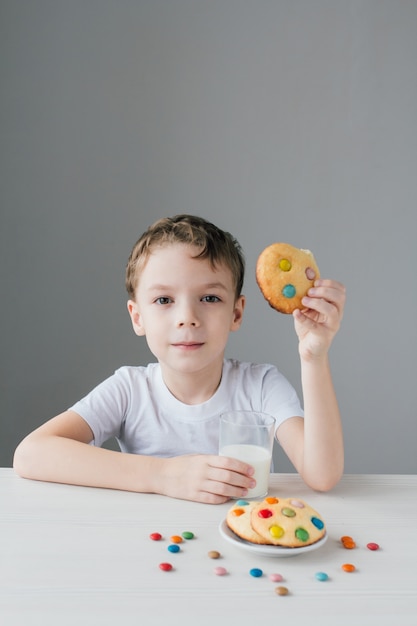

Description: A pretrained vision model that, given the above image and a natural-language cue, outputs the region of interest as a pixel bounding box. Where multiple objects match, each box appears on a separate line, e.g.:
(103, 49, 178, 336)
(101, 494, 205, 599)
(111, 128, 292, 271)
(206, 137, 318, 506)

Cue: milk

(220, 443, 271, 498)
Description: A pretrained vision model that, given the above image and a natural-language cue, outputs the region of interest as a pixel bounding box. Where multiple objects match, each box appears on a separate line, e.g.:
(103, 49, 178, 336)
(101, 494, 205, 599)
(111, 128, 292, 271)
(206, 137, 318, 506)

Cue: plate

(218, 519, 328, 557)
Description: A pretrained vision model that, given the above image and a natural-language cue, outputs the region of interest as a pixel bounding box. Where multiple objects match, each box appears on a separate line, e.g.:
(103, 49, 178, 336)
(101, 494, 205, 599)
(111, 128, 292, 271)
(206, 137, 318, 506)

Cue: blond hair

(125, 214, 245, 300)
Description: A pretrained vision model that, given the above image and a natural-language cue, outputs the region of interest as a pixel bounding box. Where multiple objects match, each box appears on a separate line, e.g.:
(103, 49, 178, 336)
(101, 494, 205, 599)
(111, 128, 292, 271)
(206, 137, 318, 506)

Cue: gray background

(1, 1, 416, 474)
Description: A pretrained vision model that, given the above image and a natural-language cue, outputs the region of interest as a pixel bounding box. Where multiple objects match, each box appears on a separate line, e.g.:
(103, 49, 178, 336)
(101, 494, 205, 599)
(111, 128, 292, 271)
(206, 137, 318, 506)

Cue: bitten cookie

(226, 500, 268, 545)
(250, 497, 326, 547)
(256, 243, 320, 314)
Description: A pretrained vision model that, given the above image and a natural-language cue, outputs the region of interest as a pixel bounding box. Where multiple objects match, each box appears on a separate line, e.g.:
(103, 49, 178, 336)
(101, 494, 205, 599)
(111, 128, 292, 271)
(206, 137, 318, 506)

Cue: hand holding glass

(219, 411, 276, 499)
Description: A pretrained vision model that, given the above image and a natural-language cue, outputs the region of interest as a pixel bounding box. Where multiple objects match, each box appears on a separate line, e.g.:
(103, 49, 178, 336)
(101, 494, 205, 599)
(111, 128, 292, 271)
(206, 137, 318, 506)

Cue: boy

(14, 214, 345, 503)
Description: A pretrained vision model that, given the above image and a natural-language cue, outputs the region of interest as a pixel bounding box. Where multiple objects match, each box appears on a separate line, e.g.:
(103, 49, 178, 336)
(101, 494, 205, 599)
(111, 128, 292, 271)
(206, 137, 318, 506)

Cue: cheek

(141, 310, 168, 338)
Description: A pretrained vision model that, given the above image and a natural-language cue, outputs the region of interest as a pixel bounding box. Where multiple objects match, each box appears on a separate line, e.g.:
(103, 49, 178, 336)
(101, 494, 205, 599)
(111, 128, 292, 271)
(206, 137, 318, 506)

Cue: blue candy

(167, 544, 180, 553)
(249, 568, 263, 578)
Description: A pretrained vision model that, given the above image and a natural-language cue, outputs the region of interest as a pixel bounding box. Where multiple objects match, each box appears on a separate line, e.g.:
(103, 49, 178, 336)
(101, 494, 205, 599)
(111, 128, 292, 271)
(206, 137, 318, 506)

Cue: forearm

(299, 355, 344, 491)
(13, 435, 161, 494)
(14, 434, 256, 504)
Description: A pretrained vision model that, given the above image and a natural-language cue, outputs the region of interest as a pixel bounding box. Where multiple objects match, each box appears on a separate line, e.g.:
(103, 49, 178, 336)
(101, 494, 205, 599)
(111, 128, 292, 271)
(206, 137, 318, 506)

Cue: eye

(201, 295, 221, 303)
(154, 297, 172, 305)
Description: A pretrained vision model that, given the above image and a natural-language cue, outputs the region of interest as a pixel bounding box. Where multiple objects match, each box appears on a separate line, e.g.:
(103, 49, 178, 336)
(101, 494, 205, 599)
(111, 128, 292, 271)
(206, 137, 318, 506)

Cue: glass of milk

(219, 411, 276, 499)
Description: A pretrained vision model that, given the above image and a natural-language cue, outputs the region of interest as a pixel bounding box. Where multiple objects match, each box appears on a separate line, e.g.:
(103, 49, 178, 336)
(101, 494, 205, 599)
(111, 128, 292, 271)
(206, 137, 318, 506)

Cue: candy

(282, 284, 296, 298)
(150, 532, 162, 541)
(341, 563, 356, 573)
(231, 508, 245, 517)
(159, 562, 173, 571)
(289, 499, 305, 508)
(315, 572, 329, 582)
(265, 497, 279, 504)
(279, 259, 292, 271)
(208, 550, 221, 559)
(269, 573, 284, 582)
(295, 527, 309, 542)
(282, 507, 296, 517)
(235, 500, 249, 506)
(367, 542, 380, 551)
(182, 531, 194, 540)
(311, 517, 324, 530)
(305, 267, 316, 280)
(275, 586, 289, 596)
(340, 535, 356, 549)
(249, 568, 263, 578)
(340, 536, 353, 543)
(258, 509, 273, 519)
(214, 566, 227, 576)
(167, 544, 180, 553)
(270, 525, 284, 539)
(170, 535, 183, 543)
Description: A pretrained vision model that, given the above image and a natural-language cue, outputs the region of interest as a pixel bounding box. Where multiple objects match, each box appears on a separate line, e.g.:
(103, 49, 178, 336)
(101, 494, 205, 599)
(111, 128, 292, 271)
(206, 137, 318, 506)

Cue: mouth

(172, 342, 204, 351)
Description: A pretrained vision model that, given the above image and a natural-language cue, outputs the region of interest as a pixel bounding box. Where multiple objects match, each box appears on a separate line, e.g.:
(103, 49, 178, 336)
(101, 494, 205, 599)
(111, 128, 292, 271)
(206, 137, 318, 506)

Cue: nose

(176, 301, 200, 328)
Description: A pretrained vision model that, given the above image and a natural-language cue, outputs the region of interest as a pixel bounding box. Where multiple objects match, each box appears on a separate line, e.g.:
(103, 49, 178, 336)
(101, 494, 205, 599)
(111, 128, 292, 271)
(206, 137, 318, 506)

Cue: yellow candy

(279, 259, 292, 271)
(269, 525, 284, 538)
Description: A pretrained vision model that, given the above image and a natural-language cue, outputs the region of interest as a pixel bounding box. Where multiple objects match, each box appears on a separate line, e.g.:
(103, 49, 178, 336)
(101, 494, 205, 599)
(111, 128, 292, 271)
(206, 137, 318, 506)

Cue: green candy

(295, 527, 309, 542)
(282, 507, 296, 517)
(182, 531, 194, 540)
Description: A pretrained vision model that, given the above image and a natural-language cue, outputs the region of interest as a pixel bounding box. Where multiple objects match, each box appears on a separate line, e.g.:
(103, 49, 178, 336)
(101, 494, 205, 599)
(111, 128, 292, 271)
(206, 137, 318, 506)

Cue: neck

(161, 360, 224, 405)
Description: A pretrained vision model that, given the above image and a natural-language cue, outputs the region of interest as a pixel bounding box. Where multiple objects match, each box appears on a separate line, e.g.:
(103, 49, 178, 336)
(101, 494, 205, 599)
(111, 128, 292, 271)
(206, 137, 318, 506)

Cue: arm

(277, 279, 346, 491)
(13, 411, 255, 503)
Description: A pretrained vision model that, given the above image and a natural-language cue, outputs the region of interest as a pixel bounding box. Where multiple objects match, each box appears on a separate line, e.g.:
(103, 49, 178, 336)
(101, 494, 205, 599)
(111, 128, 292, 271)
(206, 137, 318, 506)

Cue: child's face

(127, 243, 245, 377)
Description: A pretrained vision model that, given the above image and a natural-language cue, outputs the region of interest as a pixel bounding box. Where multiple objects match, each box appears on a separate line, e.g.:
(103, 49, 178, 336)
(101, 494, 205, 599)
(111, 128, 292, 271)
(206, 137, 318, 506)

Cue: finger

(209, 454, 255, 478)
(306, 286, 345, 317)
(300, 295, 334, 318)
(314, 279, 345, 291)
(208, 465, 256, 492)
(202, 478, 252, 501)
(312, 280, 346, 302)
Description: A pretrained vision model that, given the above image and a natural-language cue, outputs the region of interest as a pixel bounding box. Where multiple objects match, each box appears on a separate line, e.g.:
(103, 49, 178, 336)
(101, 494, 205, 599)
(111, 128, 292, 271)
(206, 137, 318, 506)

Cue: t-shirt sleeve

(69, 368, 131, 447)
(260, 365, 304, 429)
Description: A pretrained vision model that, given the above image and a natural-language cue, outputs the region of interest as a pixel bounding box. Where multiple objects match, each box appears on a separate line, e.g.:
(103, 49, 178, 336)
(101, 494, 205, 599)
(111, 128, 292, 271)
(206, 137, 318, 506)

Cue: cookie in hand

(256, 242, 320, 314)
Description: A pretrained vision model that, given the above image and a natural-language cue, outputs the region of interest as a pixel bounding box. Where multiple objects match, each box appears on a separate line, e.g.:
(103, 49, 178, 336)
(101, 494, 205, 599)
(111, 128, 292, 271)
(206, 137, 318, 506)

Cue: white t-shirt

(70, 359, 303, 457)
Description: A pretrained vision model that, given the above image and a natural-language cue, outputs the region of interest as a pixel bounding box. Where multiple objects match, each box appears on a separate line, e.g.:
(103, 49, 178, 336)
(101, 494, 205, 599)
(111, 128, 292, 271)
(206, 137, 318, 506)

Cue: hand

(293, 279, 346, 361)
(157, 454, 256, 504)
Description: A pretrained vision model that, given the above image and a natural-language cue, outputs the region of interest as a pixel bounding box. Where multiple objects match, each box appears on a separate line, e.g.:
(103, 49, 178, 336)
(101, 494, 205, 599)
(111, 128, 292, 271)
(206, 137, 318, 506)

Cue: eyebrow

(146, 282, 230, 292)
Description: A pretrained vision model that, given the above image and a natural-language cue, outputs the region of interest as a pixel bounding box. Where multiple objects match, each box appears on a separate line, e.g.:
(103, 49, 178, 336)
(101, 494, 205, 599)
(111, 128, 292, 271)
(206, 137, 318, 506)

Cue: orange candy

(232, 508, 245, 517)
(340, 535, 356, 549)
(265, 497, 279, 504)
(170, 535, 183, 543)
(342, 563, 356, 573)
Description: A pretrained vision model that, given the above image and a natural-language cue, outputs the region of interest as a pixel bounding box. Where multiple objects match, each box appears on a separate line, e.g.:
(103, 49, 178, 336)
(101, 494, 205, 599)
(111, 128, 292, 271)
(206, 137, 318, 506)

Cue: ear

(127, 300, 146, 336)
(230, 295, 245, 331)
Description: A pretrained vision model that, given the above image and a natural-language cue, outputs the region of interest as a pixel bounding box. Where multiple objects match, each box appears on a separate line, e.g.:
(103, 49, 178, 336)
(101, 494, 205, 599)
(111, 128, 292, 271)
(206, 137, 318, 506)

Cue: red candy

(159, 562, 173, 571)
(258, 509, 273, 518)
(150, 532, 162, 541)
(367, 542, 380, 551)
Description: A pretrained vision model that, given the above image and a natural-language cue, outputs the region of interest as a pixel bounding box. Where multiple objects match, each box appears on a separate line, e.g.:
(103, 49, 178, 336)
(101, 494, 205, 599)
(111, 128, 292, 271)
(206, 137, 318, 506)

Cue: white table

(1, 469, 416, 625)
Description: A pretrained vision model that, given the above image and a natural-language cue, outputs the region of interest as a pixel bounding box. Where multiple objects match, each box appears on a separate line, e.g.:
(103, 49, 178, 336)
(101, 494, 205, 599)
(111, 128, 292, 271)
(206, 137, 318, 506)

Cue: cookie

(226, 500, 268, 544)
(250, 497, 326, 547)
(256, 243, 320, 314)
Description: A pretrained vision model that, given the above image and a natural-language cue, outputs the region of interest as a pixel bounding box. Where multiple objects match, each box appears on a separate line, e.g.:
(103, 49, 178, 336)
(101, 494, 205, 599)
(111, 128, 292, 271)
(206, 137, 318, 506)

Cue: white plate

(218, 519, 328, 557)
